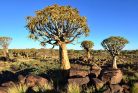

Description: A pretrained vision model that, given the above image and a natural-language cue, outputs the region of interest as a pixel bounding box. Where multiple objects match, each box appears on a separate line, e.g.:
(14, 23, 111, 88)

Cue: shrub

(83, 86, 95, 93)
(68, 83, 80, 93)
(32, 83, 53, 92)
(7, 83, 28, 93)
(122, 75, 129, 83)
(134, 72, 138, 78)
(131, 83, 138, 93)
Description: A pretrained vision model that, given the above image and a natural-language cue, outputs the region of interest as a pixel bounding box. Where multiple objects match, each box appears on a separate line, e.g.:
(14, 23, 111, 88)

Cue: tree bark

(59, 46, 62, 64)
(87, 51, 90, 60)
(59, 43, 70, 70)
(3, 47, 9, 58)
(112, 56, 118, 69)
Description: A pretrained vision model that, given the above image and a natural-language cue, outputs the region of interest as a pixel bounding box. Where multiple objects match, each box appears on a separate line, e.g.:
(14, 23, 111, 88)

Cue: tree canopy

(0, 36, 12, 48)
(101, 36, 129, 57)
(81, 40, 94, 51)
(26, 4, 89, 47)
(26, 4, 90, 70)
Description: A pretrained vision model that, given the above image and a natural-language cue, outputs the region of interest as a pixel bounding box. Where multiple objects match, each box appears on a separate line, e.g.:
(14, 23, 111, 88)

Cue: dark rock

(89, 64, 101, 78)
(0, 71, 16, 84)
(70, 69, 88, 78)
(91, 78, 104, 90)
(25, 75, 48, 87)
(101, 69, 123, 84)
(110, 84, 123, 93)
(103, 88, 111, 93)
(18, 75, 25, 84)
(0, 87, 7, 93)
(90, 64, 101, 70)
(68, 76, 89, 86)
(0, 57, 8, 61)
(103, 84, 123, 93)
(101, 71, 111, 84)
(89, 69, 101, 78)
(122, 85, 130, 93)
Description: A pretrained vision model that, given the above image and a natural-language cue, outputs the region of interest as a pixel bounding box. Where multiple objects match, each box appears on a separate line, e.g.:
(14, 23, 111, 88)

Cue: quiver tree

(0, 37, 12, 58)
(101, 36, 128, 69)
(81, 40, 94, 61)
(26, 4, 89, 70)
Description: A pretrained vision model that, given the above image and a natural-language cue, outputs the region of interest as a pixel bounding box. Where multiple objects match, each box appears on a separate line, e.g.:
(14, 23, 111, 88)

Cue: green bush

(131, 83, 138, 93)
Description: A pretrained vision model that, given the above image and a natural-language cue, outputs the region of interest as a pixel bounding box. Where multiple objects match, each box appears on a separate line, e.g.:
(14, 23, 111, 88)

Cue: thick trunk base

(59, 43, 70, 70)
(113, 56, 118, 69)
(87, 51, 90, 61)
(3, 48, 9, 58)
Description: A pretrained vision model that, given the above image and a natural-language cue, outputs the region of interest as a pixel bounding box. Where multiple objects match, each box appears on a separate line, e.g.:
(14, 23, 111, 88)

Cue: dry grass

(68, 83, 80, 93)
(7, 83, 28, 93)
(131, 83, 138, 93)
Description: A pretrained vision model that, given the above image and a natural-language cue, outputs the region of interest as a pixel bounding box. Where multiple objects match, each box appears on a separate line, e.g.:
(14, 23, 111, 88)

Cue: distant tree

(0, 36, 12, 58)
(81, 40, 94, 60)
(101, 36, 128, 69)
(26, 4, 89, 70)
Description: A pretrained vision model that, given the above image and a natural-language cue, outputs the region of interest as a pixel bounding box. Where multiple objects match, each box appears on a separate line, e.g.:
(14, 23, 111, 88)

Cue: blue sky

(0, 0, 138, 50)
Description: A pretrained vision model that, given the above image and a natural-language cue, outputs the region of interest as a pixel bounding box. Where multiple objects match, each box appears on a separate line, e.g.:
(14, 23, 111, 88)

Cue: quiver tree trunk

(112, 56, 117, 69)
(59, 46, 62, 64)
(3, 46, 9, 58)
(87, 51, 90, 60)
(59, 43, 71, 70)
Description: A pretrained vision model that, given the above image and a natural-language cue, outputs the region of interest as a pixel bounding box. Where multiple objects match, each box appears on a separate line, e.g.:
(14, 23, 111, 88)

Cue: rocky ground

(0, 63, 137, 93)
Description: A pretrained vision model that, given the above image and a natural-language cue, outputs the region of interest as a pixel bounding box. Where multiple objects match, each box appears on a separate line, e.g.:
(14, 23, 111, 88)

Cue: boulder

(0, 57, 8, 61)
(91, 78, 104, 90)
(0, 90, 6, 93)
(89, 69, 101, 78)
(70, 69, 88, 78)
(110, 69, 123, 84)
(89, 64, 101, 78)
(18, 75, 26, 84)
(101, 69, 123, 84)
(103, 88, 110, 93)
(110, 84, 123, 93)
(25, 75, 48, 87)
(103, 84, 123, 93)
(68, 76, 89, 86)
(101, 71, 111, 84)
(0, 87, 7, 93)
(122, 85, 130, 93)
(91, 64, 101, 70)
